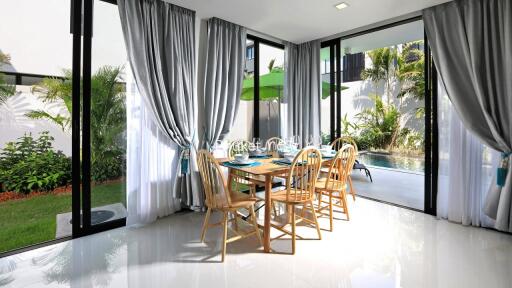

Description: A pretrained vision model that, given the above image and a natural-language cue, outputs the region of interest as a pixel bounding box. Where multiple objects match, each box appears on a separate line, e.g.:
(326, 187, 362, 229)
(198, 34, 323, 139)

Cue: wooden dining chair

(227, 140, 261, 197)
(330, 136, 359, 200)
(270, 147, 323, 255)
(197, 150, 262, 262)
(265, 137, 284, 157)
(315, 144, 357, 231)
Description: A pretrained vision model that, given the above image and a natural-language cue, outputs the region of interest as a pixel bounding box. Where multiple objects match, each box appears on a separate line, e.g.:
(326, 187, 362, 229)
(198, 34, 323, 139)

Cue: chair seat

(271, 189, 312, 204)
(315, 178, 347, 191)
(214, 191, 258, 209)
(354, 163, 366, 169)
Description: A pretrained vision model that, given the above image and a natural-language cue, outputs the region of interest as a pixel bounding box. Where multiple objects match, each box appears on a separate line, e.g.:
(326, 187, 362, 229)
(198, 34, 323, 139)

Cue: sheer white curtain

(126, 66, 181, 227)
(437, 79, 498, 228)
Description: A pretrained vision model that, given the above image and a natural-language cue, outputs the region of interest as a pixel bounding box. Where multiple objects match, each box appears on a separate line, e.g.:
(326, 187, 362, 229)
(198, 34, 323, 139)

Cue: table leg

(263, 174, 272, 253)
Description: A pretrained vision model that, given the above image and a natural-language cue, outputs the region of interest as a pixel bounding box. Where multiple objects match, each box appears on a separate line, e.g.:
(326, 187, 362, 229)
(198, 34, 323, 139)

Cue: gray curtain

(118, 0, 202, 209)
(284, 40, 321, 146)
(203, 18, 247, 148)
(424, 0, 512, 231)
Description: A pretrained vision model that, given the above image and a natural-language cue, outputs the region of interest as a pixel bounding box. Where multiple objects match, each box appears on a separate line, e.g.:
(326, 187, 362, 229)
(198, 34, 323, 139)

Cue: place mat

(222, 161, 262, 168)
(249, 154, 272, 159)
(272, 159, 306, 166)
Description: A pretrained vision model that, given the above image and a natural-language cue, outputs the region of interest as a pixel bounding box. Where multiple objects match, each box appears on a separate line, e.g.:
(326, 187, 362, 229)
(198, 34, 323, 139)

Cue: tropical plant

(358, 42, 425, 151)
(0, 132, 71, 194)
(28, 66, 126, 182)
(0, 51, 16, 106)
(340, 113, 358, 136)
(396, 41, 425, 103)
(361, 47, 397, 106)
(355, 95, 400, 150)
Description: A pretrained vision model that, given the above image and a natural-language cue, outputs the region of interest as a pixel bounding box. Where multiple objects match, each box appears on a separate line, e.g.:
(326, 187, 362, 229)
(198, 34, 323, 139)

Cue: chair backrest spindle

(285, 147, 322, 203)
(197, 150, 230, 209)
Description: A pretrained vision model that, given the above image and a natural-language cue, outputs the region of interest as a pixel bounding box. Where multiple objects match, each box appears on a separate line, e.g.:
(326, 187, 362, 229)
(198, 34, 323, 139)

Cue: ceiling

(167, 0, 452, 43)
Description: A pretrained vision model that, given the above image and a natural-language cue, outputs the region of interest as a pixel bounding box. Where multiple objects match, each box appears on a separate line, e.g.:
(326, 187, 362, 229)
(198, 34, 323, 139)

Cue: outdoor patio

(351, 166, 424, 210)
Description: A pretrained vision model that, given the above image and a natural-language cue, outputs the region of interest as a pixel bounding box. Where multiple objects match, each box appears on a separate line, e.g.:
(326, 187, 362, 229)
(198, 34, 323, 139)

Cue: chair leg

(250, 206, 263, 246)
(348, 176, 356, 201)
(329, 194, 333, 232)
(287, 204, 293, 224)
(272, 201, 278, 216)
(317, 192, 322, 208)
(221, 211, 228, 262)
(233, 210, 239, 232)
(342, 191, 350, 221)
(200, 207, 211, 242)
(309, 200, 322, 240)
(291, 206, 296, 255)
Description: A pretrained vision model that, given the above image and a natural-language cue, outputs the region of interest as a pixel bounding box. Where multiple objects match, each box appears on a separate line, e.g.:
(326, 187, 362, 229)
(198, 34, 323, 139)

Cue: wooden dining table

(217, 156, 332, 253)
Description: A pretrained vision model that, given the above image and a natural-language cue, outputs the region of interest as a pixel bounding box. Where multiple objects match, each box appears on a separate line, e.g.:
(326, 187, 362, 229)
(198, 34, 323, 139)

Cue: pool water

(358, 152, 425, 173)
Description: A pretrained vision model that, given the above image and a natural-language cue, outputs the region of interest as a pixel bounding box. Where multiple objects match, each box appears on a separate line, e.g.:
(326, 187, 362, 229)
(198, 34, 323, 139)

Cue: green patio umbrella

(241, 69, 348, 101)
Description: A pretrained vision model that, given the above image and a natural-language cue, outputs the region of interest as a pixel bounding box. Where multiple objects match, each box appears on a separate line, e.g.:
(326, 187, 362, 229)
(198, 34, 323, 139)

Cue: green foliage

(0, 132, 71, 194)
(355, 96, 400, 150)
(341, 113, 358, 136)
(361, 47, 397, 84)
(355, 41, 425, 151)
(0, 51, 16, 105)
(28, 66, 126, 182)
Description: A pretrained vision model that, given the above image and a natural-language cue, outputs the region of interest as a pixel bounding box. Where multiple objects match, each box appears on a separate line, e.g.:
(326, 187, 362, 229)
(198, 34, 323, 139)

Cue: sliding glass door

(0, 0, 127, 255)
(227, 36, 285, 143)
(321, 19, 432, 211)
(88, 0, 128, 229)
(73, 0, 127, 237)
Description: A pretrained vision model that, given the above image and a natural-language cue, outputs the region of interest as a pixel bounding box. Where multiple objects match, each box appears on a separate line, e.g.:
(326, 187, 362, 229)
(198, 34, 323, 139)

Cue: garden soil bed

(0, 178, 124, 203)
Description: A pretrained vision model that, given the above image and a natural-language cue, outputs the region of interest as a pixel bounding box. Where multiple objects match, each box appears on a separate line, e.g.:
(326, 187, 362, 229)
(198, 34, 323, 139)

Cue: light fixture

(335, 2, 349, 10)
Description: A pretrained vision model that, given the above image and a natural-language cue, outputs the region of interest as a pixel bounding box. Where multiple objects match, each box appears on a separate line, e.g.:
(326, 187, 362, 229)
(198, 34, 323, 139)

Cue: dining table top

(217, 156, 333, 176)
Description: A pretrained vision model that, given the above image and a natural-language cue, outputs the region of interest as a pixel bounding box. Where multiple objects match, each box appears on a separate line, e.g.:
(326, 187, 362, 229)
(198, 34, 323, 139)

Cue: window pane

(320, 46, 332, 144)
(258, 43, 284, 143)
(89, 0, 128, 225)
(227, 39, 254, 142)
(0, 0, 73, 252)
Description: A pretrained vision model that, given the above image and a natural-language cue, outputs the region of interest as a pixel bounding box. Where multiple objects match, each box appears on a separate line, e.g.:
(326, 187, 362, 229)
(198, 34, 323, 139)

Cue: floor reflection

(1, 198, 512, 288)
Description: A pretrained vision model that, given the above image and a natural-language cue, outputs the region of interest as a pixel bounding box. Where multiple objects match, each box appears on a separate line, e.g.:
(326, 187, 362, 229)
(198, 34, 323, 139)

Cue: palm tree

(0, 51, 16, 106)
(361, 47, 398, 106)
(28, 66, 126, 182)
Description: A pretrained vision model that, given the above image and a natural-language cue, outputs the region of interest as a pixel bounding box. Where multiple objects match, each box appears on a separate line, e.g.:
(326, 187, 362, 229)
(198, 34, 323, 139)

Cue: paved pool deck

(350, 166, 424, 210)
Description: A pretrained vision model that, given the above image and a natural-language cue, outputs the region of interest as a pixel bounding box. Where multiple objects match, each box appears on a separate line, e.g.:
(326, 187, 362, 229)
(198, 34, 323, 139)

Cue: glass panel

(89, 0, 128, 225)
(320, 46, 332, 144)
(0, 0, 73, 252)
(338, 20, 425, 210)
(258, 43, 284, 144)
(227, 39, 254, 142)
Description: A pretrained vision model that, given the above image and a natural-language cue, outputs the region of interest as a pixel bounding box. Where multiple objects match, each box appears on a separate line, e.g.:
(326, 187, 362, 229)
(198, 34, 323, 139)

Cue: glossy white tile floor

(2, 197, 512, 288)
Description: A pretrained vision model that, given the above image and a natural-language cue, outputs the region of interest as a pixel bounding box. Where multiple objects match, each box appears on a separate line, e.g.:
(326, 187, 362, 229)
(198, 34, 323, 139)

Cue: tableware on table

(283, 153, 296, 163)
(230, 159, 255, 165)
(321, 144, 331, 150)
(234, 153, 249, 162)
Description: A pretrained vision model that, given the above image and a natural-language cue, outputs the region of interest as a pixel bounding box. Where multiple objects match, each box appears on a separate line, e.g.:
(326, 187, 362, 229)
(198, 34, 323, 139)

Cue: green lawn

(0, 182, 125, 253)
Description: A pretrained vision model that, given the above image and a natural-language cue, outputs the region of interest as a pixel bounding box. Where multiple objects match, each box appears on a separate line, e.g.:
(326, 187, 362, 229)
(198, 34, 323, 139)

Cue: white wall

(0, 86, 71, 155)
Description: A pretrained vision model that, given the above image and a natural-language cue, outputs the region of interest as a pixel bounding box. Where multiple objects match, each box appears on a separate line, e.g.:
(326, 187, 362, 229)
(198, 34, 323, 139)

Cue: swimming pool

(357, 152, 424, 173)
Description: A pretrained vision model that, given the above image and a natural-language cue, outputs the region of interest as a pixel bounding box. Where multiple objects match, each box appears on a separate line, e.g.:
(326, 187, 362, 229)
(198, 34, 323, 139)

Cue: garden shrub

(91, 151, 125, 183)
(0, 132, 71, 194)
